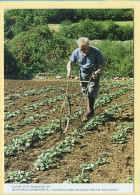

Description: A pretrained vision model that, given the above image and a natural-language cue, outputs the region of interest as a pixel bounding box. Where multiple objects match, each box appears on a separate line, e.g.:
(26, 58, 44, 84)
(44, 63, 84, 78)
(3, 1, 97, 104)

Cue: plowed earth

(4, 79, 134, 183)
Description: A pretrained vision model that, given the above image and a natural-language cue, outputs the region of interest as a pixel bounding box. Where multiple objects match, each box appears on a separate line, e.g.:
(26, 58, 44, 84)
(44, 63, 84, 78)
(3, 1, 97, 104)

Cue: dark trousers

(89, 97, 95, 112)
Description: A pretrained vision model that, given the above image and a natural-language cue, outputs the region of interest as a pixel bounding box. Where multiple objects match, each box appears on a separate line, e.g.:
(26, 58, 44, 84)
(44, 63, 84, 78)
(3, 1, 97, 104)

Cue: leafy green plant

(126, 176, 134, 183)
(64, 174, 89, 183)
(34, 137, 76, 170)
(95, 157, 109, 165)
(129, 93, 133, 101)
(4, 102, 15, 108)
(117, 123, 133, 133)
(5, 171, 33, 183)
(111, 131, 128, 144)
(111, 123, 133, 145)
(101, 152, 110, 157)
(80, 163, 95, 175)
(5, 93, 21, 100)
(4, 123, 17, 131)
(71, 129, 85, 138)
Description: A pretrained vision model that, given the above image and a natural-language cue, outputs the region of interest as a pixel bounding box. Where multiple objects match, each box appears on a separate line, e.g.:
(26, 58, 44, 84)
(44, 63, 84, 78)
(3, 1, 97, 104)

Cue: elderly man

(67, 37, 106, 119)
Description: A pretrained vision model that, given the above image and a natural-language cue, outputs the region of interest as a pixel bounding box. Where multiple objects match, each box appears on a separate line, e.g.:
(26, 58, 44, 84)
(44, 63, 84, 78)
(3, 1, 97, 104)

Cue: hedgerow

(58, 19, 133, 41)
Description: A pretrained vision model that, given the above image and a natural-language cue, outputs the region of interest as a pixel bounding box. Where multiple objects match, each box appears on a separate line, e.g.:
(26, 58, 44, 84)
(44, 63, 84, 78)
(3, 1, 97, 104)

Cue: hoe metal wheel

(60, 96, 71, 134)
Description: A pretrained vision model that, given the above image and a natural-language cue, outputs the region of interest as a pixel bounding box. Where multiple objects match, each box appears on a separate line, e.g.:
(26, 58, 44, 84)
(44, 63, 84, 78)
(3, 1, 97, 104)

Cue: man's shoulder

(91, 46, 100, 52)
(72, 48, 80, 54)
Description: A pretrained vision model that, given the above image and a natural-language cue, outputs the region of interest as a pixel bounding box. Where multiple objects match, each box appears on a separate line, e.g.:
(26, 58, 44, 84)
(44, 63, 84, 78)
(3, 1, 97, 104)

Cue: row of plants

(64, 150, 133, 183)
(5, 86, 65, 100)
(4, 119, 60, 157)
(4, 86, 82, 120)
(34, 134, 109, 172)
(33, 101, 130, 171)
(6, 105, 133, 183)
(4, 112, 48, 131)
(70, 86, 133, 120)
(5, 81, 130, 108)
(111, 123, 133, 145)
(129, 93, 133, 101)
(83, 101, 129, 131)
(5, 80, 132, 120)
(5, 135, 108, 183)
(64, 152, 109, 183)
(4, 80, 133, 155)
(75, 81, 133, 101)
(5, 84, 121, 131)
(100, 81, 133, 88)
(5, 103, 62, 131)
(34, 136, 76, 170)
(5, 91, 132, 182)
(5, 102, 15, 109)
(4, 93, 66, 119)
(95, 85, 133, 108)
(5, 171, 34, 183)
(4, 81, 132, 111)
(4, 84, 133, 156)
(5, 99, 132, 182)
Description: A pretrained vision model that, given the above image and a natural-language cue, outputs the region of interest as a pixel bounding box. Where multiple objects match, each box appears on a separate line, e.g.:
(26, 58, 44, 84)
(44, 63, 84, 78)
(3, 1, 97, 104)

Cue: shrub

(4, 9, 50, 39)
(5, 25, 76, 78)
(59, 19, 106, 40)
(118, 24, 133, 41)
(78, 19, 106, 40)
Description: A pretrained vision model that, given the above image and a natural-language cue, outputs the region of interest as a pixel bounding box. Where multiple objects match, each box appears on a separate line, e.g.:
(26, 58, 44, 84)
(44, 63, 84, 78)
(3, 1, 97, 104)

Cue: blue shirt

(70, 46, 104, 74)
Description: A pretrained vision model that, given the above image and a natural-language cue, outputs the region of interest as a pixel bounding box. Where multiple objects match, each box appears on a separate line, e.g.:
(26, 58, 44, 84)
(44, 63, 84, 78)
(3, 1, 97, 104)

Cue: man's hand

(92, 71, 99, 79)
(67, 71, 72, 78)
(67, 61, 73, 78)
(92, 61, 107, 79)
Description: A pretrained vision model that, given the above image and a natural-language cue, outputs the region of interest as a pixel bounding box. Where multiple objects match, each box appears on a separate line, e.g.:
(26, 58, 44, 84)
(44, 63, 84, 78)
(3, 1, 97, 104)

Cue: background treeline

(5, 9, 133, 40)
(4, 9, 133, 79)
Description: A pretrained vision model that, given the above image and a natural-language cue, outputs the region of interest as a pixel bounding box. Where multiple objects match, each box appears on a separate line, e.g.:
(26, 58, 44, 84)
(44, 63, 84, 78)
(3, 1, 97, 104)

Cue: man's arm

(93, 61, 107, 79)
(67, 61, 73, 78)
(97, 60, 107, 74)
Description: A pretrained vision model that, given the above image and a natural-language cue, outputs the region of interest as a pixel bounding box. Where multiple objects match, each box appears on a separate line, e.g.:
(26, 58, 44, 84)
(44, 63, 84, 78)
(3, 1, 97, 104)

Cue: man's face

(79, 44, 90, 55)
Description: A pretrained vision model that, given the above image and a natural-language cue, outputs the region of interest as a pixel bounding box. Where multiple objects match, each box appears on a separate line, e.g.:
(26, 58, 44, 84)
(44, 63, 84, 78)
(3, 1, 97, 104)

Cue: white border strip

(4, 183, 133, 193)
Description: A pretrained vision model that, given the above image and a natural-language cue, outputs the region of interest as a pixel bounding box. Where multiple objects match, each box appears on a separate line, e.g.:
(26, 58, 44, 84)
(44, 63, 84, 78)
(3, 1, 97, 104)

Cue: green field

(48, 24, 61, 31)
(116, 21, 133, 27)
